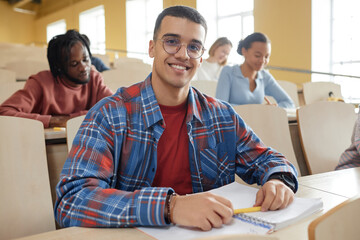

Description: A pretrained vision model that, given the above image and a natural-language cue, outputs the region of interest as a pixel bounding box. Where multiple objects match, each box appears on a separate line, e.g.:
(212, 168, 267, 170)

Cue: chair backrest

(297, 101, 356, 174)
(66, 115, 86, 152)
(308, 194, 360, 240)
(0, 68, 16, 83)
(0, 44, 47, 68)
(113, 57, 145, 67)
(5, 60, 49, 81)
(0, 116, 55, 239)
(277, 80, 300, 107)
(0, 81, 25, 104)
(191, 80, 218, 97)
(233, 104, 301, 175)
(102, 68, 149, 92)
(303, 82, 342, 105)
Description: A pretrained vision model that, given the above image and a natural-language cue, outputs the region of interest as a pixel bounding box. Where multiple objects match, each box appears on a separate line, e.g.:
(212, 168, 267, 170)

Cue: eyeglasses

(160, 36, 205, 59)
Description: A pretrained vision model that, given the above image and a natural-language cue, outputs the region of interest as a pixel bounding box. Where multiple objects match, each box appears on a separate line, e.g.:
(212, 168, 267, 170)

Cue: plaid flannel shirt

(55, 74, 298, 228)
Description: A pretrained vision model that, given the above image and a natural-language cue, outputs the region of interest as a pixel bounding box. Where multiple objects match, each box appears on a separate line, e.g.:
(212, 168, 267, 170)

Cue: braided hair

(47, 29, 92, 79)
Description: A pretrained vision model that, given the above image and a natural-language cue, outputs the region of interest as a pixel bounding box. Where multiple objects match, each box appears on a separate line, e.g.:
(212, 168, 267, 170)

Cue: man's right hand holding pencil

(169, 179, 294, 231)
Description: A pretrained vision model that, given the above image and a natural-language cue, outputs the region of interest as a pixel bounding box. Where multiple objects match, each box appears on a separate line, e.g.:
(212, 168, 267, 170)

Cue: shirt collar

(140, 75, 203, 129)
(237, 65, 264, 80)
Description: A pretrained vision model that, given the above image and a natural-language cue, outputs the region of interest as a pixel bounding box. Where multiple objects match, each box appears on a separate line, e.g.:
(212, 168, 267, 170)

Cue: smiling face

(62, 41, 91, 86)
(149, 16, 206, 98)
(242, 41, 271, 71)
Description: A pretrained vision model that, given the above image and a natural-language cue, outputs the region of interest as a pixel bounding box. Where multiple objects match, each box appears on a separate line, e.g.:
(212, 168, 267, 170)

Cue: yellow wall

(1, 0, 311, 85)
(34, 0, 127, 59)
(163, 0, 196, 9)
(254, 0, 311, 86)
(0, 1, 35, 44)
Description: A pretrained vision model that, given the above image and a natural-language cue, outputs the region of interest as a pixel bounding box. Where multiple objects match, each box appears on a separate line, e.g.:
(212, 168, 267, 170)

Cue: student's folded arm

(0, 80, 52, 127)
(264, 77, 295, 109)
(54, 106, 172, 228)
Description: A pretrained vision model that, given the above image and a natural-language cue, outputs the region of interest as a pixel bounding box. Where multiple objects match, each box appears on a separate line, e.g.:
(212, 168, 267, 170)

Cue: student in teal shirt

(216, 32, 295, 109)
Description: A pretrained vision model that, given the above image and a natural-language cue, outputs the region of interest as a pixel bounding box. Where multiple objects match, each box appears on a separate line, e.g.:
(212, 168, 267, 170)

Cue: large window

(197, 0, 254, 65)
(312, 0, 360, 103)
(46, 19, 66, 43)
(126, 0, 163, 64)
(79, 5, 106, 54)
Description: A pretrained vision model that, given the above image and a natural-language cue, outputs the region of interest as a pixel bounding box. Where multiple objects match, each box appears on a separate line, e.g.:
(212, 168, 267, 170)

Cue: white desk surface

(298, 167, 360, 198)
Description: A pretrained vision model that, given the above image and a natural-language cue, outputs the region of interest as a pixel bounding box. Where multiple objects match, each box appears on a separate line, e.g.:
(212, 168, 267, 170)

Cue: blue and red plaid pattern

(55, 73, 298, 228)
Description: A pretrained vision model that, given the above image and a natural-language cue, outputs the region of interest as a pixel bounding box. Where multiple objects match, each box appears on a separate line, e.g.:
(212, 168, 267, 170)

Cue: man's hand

(171, 192, 234, 231)
(254, 179, 295, 211)
(49, 115, 72, 128)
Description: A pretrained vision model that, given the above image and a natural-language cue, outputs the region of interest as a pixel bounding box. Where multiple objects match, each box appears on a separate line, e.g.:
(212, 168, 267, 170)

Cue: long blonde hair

(208, 37, 232, 66)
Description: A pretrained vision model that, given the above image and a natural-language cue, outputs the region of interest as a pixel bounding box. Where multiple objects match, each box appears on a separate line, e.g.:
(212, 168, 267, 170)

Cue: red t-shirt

(152, 101, 193, 195)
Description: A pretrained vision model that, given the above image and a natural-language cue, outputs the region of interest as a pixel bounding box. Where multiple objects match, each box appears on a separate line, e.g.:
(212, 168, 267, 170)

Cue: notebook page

(243, 197, 323, 230)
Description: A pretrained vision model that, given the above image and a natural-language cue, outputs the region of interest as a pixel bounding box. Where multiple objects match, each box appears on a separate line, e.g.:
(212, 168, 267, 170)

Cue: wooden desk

(299, 167, 360, 198)
(15, 175, 349, 240)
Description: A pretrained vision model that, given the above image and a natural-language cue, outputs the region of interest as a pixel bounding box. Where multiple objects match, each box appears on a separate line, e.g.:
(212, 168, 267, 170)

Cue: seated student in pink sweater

(0, 29, 113, 128)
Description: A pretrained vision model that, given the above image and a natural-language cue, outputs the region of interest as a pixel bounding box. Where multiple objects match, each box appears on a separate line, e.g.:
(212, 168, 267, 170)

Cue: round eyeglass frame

(159, 39, 205, 59)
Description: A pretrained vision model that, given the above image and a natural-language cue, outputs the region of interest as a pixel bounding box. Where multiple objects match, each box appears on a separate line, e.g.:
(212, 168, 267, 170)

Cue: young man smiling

(55, 6, 298, 231)
(0, 30, 113, 128)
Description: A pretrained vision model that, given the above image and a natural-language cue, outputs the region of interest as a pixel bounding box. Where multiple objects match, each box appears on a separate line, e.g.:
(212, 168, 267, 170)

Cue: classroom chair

(297, 101, 356, 174)
(0, 116, 56, 239)
(0, 81, 25, 104)
(233, 104, 302, 176)
(277, 80, 300, 107)
(101, 67, 150, 92)
(0, 44, 47, 68)
(5, 60, 49, 81)
(113, 57, 145, 67)
(308, 194, 360, 240)
(66, 115, 86, 152)
(191, 80, 218, 97)
(0, 68, 16, 83)
(113, 57, 152, 79)
(302, 81, 342, 105)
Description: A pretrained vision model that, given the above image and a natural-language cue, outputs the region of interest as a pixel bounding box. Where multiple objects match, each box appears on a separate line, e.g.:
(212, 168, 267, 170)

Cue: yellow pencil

(234, 206, 262, 214)
(53, 127, 65, 131)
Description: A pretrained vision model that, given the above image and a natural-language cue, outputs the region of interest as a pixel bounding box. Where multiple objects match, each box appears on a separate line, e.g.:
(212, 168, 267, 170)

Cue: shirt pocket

(199, 142, 234, 190)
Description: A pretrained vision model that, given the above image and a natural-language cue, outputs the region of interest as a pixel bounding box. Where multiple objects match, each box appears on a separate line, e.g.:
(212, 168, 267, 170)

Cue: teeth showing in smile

(171, 64, 187, 70)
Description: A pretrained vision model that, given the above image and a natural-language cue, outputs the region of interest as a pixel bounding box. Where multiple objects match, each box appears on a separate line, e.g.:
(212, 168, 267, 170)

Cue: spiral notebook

(211, 182, 323, 232)
(138, 182, 323, 239)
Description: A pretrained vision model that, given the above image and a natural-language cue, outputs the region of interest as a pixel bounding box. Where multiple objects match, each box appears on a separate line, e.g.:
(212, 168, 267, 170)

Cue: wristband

(165, 192, 177, 224)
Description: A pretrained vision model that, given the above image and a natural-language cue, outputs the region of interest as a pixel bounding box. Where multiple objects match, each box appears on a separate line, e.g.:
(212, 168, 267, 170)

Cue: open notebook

(138, 182, 323, 240)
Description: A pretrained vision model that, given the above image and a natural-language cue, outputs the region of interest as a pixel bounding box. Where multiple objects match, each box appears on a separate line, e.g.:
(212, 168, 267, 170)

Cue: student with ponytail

(215, 32, 294, 108)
